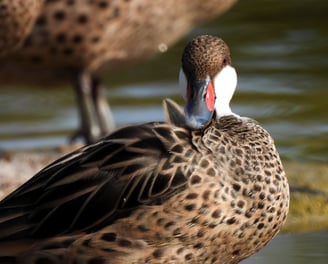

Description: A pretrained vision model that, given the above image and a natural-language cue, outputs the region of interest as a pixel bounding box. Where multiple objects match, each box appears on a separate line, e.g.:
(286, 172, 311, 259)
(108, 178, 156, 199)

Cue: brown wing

(0, 122, 191, 241)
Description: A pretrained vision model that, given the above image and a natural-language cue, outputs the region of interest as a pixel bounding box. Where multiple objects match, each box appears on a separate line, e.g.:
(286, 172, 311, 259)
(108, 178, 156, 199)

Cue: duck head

(179, 35, 237, 129)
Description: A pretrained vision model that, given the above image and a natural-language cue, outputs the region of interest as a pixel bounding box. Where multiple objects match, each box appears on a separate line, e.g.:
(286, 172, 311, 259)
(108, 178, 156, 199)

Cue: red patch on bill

(205, 82, 215, 111)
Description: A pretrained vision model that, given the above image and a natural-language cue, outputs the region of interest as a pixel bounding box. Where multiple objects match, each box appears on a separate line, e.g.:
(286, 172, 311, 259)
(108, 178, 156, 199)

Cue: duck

(0, 0, 44, 55)
(0, 0, 236, 143)
(0, 35, 289, 264)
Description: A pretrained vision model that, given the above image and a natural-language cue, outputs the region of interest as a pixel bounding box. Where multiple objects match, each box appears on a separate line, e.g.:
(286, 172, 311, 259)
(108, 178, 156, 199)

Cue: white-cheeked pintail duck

(0, 35, 289, 264)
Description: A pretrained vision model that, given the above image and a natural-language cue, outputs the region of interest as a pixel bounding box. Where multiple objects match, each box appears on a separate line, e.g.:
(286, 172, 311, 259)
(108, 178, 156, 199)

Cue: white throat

(213, 65, 238, 118)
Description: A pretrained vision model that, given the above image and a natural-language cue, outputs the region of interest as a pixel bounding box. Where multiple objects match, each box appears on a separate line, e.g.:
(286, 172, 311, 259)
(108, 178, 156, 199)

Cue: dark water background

(0, 0, 327, 262)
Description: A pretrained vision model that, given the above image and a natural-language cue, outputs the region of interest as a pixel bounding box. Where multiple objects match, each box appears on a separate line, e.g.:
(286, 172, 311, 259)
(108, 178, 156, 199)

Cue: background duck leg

(91, 76, 115, 139)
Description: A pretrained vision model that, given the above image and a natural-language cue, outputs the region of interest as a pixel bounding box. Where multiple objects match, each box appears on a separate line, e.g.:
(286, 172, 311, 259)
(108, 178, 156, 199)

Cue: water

(0, 0, 327, 163)
(243, 231, 328, 264)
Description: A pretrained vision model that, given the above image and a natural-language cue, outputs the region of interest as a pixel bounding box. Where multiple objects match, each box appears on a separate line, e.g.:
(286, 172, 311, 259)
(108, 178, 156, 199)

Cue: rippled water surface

(0, 0, 327, 164)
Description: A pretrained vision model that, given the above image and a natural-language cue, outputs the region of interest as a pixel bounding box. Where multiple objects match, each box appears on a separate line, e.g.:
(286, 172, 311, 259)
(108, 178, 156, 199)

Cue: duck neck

(214, 98, 233, 118)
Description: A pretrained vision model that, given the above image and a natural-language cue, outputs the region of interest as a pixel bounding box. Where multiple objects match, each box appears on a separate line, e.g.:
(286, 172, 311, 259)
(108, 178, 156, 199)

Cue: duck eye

(223, 58, 227, 66)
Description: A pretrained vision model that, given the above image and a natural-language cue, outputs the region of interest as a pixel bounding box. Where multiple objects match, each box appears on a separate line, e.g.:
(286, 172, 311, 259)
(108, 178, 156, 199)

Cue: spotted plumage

(0, 0, 44, 55)
(0, 0, 236, 143)
(0, 35, 289, 264)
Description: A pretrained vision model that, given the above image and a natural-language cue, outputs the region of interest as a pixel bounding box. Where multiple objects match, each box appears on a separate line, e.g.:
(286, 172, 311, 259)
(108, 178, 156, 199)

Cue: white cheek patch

(179, 68, 187, 100)
(213, 65, 238, 116)
(213, 65, 237, 100)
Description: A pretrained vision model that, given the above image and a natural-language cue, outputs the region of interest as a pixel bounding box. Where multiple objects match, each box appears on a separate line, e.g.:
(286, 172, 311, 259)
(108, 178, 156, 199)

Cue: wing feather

(0, 122, 192, 241)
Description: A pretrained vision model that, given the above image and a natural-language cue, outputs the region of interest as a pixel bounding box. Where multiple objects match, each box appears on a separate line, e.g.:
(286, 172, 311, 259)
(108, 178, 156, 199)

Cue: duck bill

(185, 76, 215, 129)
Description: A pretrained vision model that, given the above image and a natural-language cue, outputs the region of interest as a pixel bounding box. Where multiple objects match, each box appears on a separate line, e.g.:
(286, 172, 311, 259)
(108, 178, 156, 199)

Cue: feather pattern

(0, 123, 193, 240)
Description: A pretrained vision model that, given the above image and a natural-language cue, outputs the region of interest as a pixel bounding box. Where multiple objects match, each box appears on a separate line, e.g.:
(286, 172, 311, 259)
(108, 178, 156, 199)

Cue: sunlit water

(0, 0, 327, 262)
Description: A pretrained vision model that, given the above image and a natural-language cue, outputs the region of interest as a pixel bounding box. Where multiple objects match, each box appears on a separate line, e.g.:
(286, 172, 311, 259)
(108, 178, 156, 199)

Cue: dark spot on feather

(194, 243, 203, 249)
(232, 183, 241, 192)
(185, 253, 193, 260)
(171, 145, 183, 153)
(259, 192, 266, 200)
(91, 36, 100, 43)
(175, 131, 188, 140)
(78, 14, 88, 24)
(233, 249, 240, 256)
(53, 10, 66, 21)
(101, 232, 117, 242)
(257, 223, 264, 229)
(184, 204, 196, 211)
(36, 16, 47, 26)
(258, 202, 265, 209)
(237, 200, 245, 208)
(190, 175, 201, 185)
(197, 229, 205, 237)
(245, 211, 253, 218)
(235, 148, 243, 157)
(98, 1, 109, 8)
(152, 248, 164, 259)
(227, 217, 236, 225)
(209, 222, 218, 228)
(138, 224, 149, 232)
(56, 33, 67, 43)
(88, 257, 105, 264)
(264, 170, 271, 176)
(72, 34, 83, 44)
(200, 159, 209, 168)
(156, 218, 165, 225)
(207, 168, 215, 177)
(117, 238, 132, 247)
(185, 193, 198, 199)
(164, 221, 175, 230)
(254, 183, 262, 192)
(202, 190, 211, 200)
(62, 48, 73, 55)
(173, 156, 184, 163)
(173, 228, 182, 236)
(219, 146, 225, 154)
(211, 209, 221, 218)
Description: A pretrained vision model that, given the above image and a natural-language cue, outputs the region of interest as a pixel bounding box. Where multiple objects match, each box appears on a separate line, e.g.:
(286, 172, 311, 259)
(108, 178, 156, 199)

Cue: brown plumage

(0, 35, 289, 264)
(0, 0, 236, 143)
(0, 0, 44, 55)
